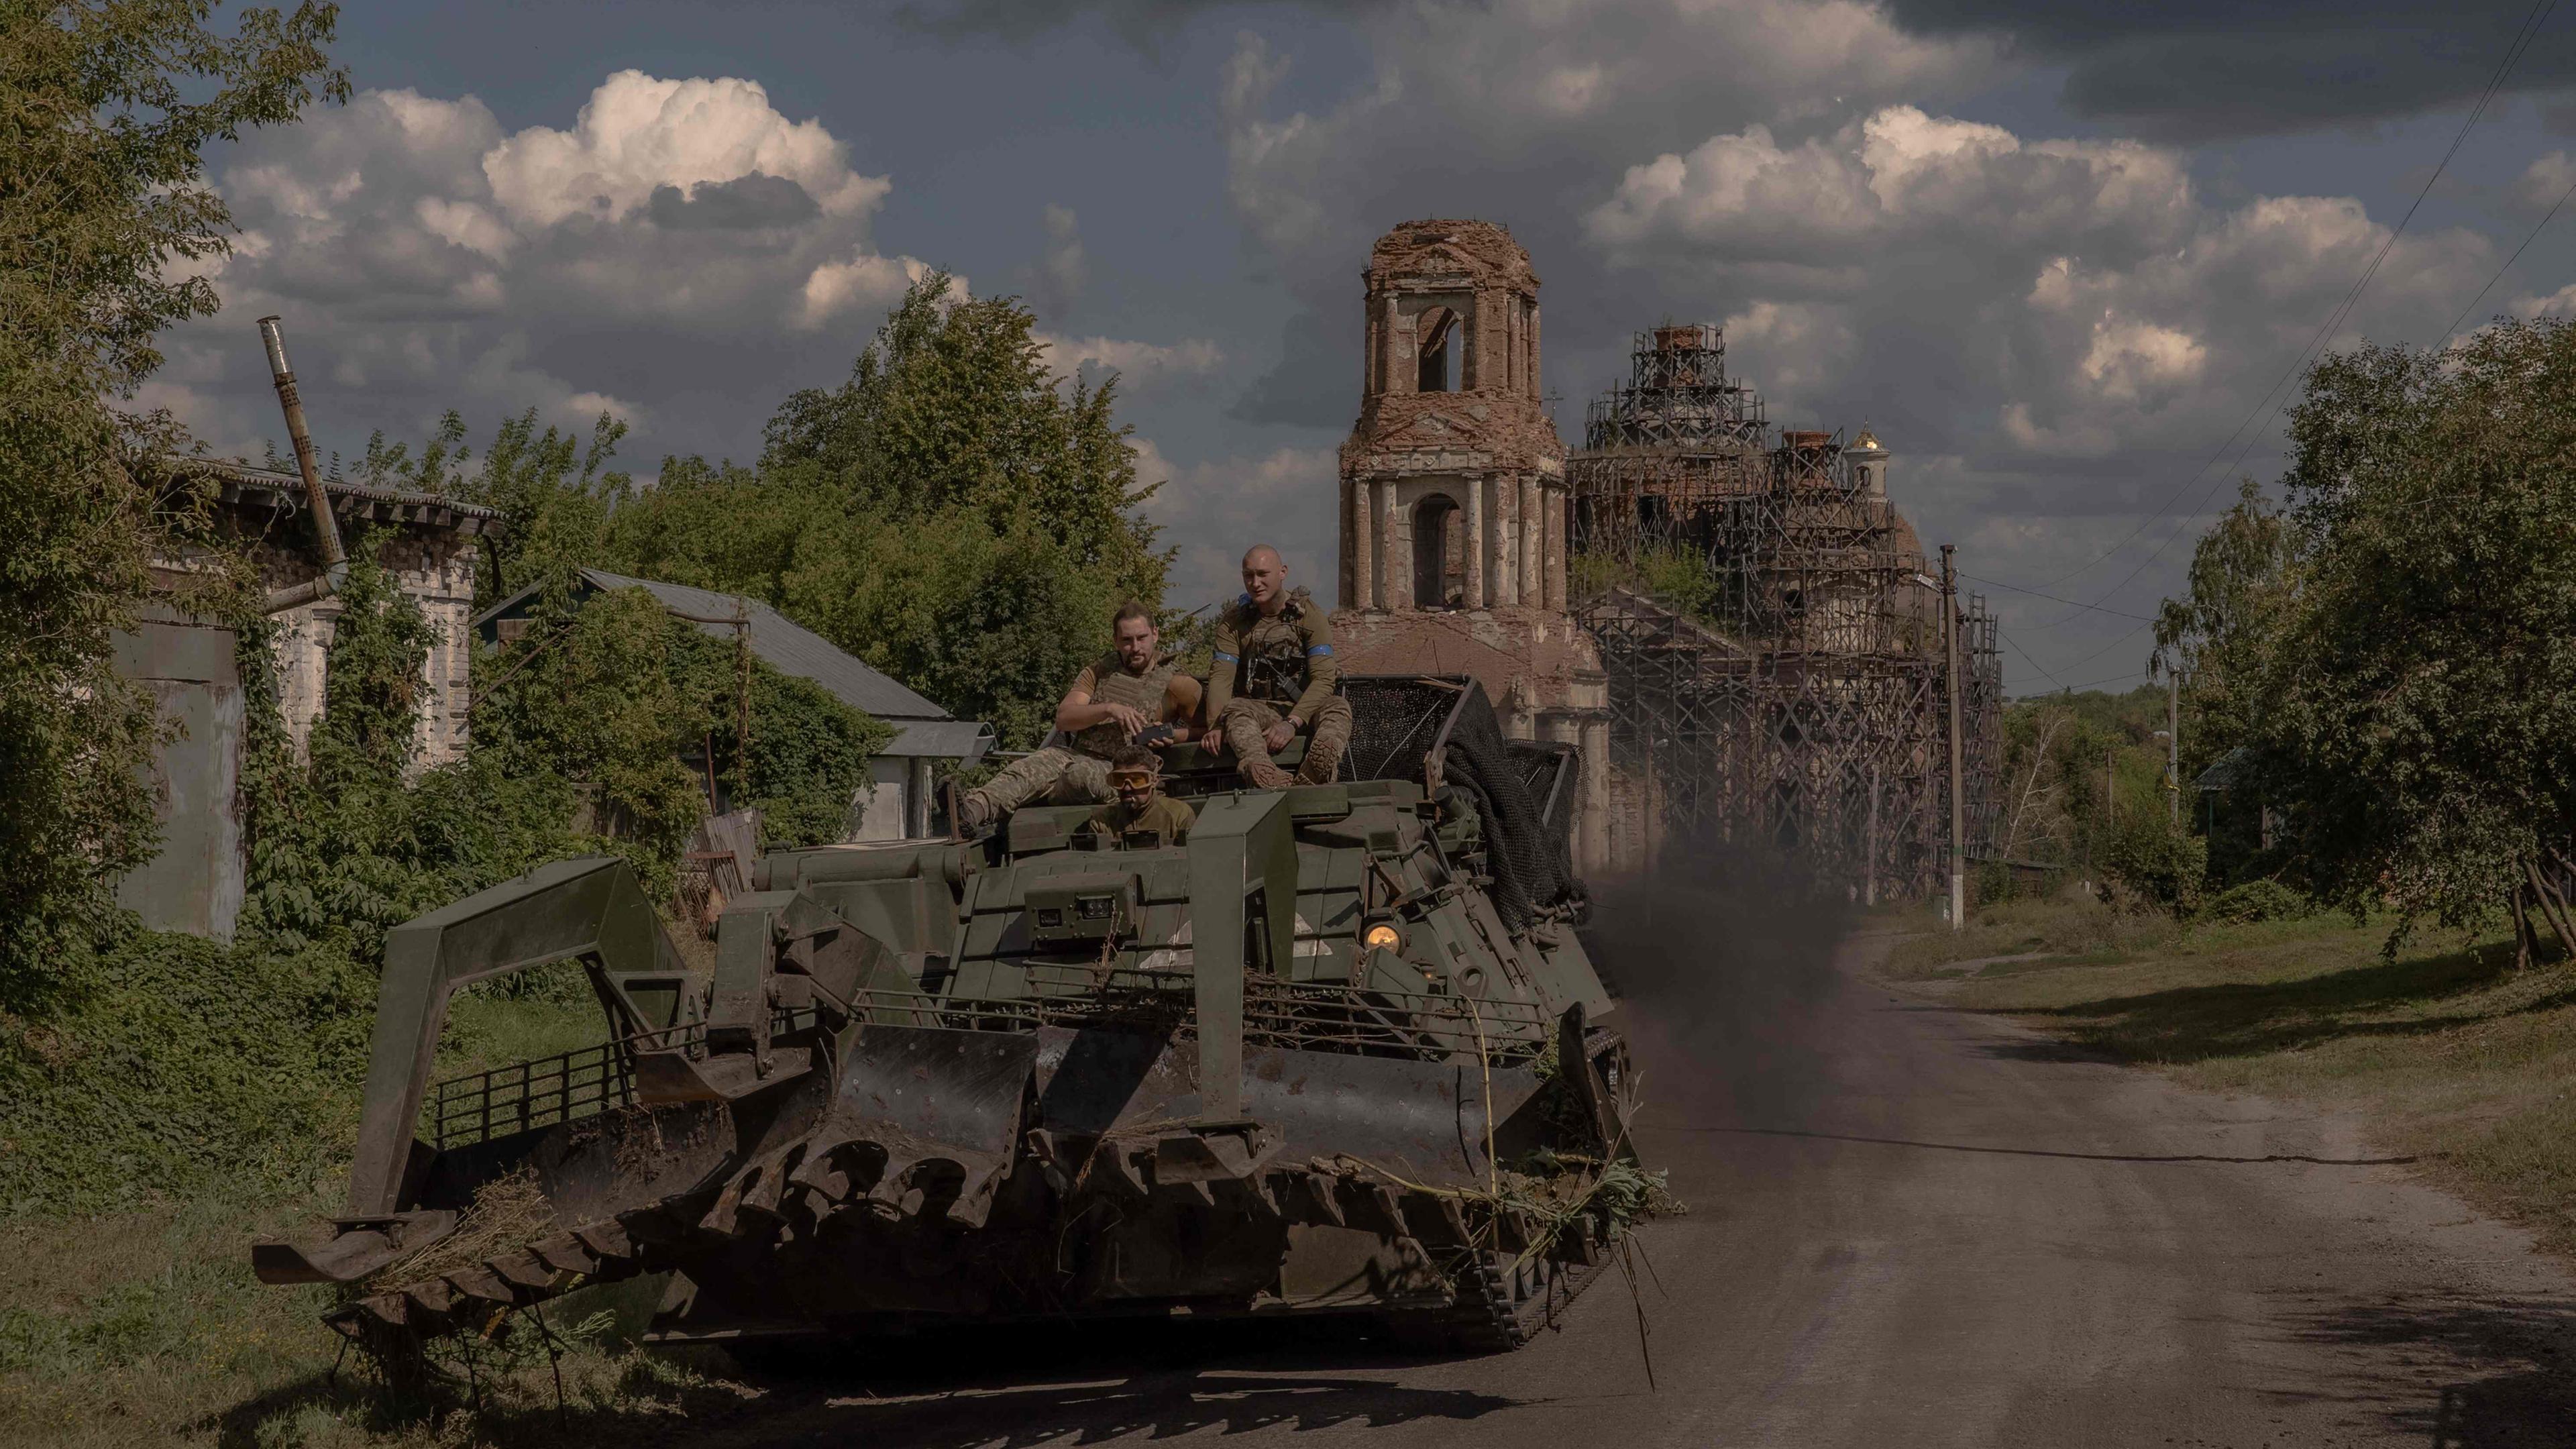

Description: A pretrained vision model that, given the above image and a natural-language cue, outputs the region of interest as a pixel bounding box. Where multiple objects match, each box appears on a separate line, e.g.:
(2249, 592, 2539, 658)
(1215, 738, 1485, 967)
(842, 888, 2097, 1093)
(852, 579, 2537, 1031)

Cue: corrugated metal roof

(885, 718, 996, 759)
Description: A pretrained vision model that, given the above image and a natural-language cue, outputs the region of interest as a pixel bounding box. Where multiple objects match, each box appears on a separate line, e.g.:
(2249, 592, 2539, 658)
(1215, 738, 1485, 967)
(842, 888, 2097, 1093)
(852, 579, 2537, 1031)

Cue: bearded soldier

(957, 602, 1201, 831)
(1199, 544, 1352, 790)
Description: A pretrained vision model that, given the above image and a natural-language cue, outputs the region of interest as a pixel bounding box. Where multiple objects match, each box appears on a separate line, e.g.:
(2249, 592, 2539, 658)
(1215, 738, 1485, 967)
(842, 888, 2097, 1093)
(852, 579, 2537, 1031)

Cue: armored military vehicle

(256, 676, 1639, 1356)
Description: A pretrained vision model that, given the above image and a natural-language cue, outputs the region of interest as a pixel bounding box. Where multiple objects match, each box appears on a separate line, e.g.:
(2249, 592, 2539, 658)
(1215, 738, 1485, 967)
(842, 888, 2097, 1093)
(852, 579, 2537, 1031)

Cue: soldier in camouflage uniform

(1199, 544, 1352, 790)
(958, 602, 1202, 831)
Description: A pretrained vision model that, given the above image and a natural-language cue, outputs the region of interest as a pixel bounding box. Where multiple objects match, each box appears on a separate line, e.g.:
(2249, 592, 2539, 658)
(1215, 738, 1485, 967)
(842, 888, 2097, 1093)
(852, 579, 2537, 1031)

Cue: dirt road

(708, 926, 2576, 1446)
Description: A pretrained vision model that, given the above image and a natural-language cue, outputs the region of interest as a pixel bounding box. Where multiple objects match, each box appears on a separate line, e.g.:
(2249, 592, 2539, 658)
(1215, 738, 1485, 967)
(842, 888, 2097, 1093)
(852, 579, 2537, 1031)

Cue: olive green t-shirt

(1081, 794, 1197, 848)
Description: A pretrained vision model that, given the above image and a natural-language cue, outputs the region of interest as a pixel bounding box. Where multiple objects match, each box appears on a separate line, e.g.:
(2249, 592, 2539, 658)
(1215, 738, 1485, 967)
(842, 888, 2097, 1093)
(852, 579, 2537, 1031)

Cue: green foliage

(0, 0, 342, 1002)
(607, 272, 1167, 748)
(2152, 479, 2293, 782)
(776, 503, 1126, 749)
(1569, 545, 1723, 624)
(745, 667, 896, 849)
(0, 928, 374, 1215)
(237, 545, 580, 957)
(2202, 879, 2311, 925)
(1994, 685, 2176, 870)
(2216, 319, 2576, 939)
(1974, 858, 2016, 907)
(2100, 804, 2210, 916)
(474, 584, 893, 891)
(354, 408, 635, 608)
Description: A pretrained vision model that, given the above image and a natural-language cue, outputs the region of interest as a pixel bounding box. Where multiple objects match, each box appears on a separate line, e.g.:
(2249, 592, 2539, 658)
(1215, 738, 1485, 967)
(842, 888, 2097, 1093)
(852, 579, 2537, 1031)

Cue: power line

(1960, 571, 2157, 623)
(2059, 668, 2153, 693)
(1998, 629, 2070, 690)
(1999, 0, 2559, 683)
(2437, 165, 2576, 347)
(2015, 0, 2557, 606)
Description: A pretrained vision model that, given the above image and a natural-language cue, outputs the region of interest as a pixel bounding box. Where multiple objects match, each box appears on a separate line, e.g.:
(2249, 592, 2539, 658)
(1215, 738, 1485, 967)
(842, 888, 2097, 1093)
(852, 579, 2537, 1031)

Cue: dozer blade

(1028, 1024, 1543, 1192)
(799, 1023, 1038, 1228)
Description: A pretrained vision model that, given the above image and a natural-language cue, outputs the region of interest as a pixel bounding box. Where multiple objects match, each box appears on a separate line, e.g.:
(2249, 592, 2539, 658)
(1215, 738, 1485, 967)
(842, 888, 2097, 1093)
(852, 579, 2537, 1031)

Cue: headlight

(1362, 922, 1402, 952)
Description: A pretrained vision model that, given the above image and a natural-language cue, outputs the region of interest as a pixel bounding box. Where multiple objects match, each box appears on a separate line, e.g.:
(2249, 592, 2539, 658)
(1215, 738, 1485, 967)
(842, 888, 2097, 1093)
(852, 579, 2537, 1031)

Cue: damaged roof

(153, 455, 505, 533)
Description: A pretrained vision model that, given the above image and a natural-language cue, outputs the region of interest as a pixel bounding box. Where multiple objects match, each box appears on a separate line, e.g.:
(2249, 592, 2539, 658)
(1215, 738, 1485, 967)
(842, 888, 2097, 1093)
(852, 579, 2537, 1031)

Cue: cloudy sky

(157, 0, 2576, 693)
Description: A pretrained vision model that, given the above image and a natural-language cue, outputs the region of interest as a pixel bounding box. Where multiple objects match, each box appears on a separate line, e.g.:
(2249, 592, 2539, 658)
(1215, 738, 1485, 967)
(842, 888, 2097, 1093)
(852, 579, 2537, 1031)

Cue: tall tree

(612, 273, 1171, 747)
(2255, 319, 2576, 959)
(0, 0, 343, 996)
(2152, 479, 2295, 784)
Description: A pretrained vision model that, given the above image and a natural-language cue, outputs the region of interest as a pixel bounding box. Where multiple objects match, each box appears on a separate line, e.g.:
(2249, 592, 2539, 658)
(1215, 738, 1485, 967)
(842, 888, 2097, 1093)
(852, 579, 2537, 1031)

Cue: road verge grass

(1882, 896, 2576, 1254)
(0, 967, 757, 1448)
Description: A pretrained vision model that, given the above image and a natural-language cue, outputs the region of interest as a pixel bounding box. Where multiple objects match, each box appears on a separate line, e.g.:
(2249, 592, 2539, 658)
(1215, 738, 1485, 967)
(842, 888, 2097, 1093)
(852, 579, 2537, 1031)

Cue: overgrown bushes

(2099, 812, 2209, 916)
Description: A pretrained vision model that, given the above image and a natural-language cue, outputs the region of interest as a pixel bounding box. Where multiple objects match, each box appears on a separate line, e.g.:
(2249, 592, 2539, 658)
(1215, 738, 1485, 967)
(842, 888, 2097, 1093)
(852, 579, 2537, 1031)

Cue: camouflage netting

(1341, 677, 1584, 930)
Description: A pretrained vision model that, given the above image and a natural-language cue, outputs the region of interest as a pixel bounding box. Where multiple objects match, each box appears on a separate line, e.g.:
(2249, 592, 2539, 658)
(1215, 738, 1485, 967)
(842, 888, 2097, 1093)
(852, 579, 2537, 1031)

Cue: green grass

(0, 977, 721, 1448)
(1891, 896, 2576, 1254)
(1877, 894, 2191, 979)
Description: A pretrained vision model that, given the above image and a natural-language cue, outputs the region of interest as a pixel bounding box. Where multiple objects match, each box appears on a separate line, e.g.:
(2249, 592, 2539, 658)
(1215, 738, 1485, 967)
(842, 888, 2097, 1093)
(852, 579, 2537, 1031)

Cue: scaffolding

(1570, 326, 2002, 896)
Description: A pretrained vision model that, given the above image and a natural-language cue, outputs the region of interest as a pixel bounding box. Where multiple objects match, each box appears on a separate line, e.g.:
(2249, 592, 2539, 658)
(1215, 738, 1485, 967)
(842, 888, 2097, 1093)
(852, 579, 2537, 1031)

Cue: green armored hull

(256, 677, 1639, 1354)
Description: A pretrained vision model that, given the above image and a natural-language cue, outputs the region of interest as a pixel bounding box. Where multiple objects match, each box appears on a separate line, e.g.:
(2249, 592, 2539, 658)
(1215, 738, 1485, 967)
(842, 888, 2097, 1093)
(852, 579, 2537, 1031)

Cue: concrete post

(2167, 671, 2182, 826)
(1942, 544, 1965, 930)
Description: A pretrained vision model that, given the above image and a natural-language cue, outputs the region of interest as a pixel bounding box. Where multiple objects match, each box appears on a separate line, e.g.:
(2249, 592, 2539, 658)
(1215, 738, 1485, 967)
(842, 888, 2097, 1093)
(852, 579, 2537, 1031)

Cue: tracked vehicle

(256, 677, 1638, 1354)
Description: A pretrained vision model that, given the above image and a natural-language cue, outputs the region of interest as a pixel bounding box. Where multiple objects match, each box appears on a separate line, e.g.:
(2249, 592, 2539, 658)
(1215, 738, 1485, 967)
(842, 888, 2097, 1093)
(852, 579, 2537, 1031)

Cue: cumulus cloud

(1217, 1, 1998, 426)
(1035, 331, 1226, 384)
(1030, 203, 1089, 315)
(1580, 104, 2487, 472)
(1130, 437, 1338, 606)
(483, 72, 888, 226)
(2512, 149, 2576, 215)
(158, 71, 940, 467)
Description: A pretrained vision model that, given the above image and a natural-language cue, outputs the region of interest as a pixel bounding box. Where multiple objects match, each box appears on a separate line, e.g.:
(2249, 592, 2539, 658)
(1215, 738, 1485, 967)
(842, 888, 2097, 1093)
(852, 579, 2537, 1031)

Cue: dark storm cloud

(907, 0, 2576, 140)
(1880, 0, 2576, 139)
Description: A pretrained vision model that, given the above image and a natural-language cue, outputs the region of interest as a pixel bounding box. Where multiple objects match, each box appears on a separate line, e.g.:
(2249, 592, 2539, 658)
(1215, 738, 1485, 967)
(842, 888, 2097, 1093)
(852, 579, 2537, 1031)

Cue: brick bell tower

(1331, 218, 1611, 873)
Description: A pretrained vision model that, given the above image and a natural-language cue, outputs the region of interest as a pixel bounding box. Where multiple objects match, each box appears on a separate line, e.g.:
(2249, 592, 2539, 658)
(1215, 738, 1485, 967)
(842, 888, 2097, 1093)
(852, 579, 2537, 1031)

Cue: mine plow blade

(791, 1023, 1038, 1228)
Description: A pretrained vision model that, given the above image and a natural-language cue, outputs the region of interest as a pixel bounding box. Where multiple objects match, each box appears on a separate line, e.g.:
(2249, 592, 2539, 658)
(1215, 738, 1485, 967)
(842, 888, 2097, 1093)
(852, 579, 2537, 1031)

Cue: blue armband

(1307, 644, 1333, 656)
(1213, 651, 1240, 663)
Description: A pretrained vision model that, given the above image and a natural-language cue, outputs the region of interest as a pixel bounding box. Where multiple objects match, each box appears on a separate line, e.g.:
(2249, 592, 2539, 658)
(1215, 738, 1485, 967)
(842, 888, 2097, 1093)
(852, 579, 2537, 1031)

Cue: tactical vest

(1073, 652, 1178, 757)
(1234, 590, 1316, 705)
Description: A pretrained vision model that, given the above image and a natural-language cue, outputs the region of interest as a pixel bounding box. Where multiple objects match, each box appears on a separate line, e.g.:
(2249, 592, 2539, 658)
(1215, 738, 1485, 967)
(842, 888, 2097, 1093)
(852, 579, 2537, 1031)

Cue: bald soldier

(957, 601, 1202, 831)
(1199, 545, 1353, 789)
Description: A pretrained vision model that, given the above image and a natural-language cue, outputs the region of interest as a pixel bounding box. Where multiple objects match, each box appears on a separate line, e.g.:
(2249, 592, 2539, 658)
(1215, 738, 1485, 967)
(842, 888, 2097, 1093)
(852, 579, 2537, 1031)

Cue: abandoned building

(474, 570, 992, 841)
(1328, 219, 1615, 874)
(117, 458, 502, 938)
(1568, 325, 2004, 894)
(1324, 222, 1999, 892)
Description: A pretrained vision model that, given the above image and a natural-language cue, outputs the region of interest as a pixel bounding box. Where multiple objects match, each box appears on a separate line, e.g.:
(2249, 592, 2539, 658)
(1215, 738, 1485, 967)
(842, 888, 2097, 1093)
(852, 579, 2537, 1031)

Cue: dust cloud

(1581, 844, 1864, 1136)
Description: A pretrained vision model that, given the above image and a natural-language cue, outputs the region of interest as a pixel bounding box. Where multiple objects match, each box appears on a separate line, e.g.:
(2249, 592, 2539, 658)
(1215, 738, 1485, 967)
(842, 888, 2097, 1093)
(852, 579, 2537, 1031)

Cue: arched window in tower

(1416, 307, 1459, 393)
(1412, 493, 1462, 608)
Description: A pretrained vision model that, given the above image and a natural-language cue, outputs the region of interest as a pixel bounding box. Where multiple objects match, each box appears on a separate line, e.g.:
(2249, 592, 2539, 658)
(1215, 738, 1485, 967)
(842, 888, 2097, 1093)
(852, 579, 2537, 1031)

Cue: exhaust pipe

(257, 316, 350, 615)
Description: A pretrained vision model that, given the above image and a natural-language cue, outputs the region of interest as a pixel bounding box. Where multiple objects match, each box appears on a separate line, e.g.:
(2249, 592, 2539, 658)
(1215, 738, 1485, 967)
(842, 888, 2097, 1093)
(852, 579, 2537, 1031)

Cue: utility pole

(1942, 544, 1964, 931)
(2167, 671, 2181, 826)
